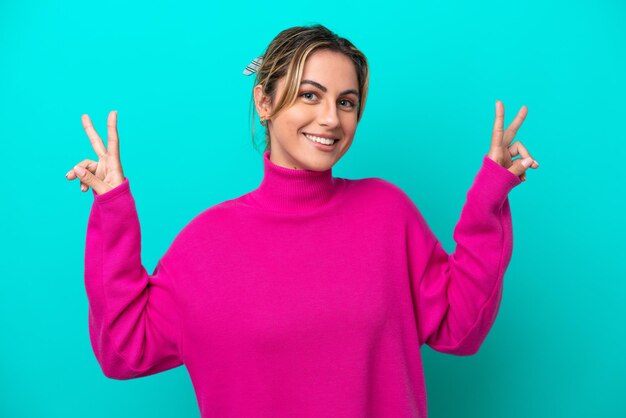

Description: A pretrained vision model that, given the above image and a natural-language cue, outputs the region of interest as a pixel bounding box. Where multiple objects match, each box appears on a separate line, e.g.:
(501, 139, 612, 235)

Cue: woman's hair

(250, 24, 369, 154)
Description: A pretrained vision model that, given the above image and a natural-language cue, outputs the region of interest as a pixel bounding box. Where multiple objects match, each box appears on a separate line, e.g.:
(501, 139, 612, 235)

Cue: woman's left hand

(488, 100, 539, 182)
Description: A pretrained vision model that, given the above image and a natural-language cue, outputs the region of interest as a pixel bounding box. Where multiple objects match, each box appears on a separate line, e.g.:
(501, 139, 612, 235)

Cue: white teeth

(305, 133, 336, 145)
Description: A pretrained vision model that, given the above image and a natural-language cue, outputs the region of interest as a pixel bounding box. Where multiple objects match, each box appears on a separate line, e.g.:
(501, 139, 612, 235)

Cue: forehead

(300, 49, 358, 90)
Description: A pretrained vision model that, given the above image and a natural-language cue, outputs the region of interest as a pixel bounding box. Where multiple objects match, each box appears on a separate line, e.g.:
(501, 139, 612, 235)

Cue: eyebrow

(300, 79, 359, 97)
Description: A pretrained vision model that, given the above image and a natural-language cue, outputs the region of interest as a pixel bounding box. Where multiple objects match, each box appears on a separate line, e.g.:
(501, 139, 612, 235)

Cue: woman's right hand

(66, 110, 126, 195)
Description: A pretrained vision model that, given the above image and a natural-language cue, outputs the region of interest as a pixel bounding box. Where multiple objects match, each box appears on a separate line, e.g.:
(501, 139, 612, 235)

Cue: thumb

(73, 165, 108, 195)
(508, 157, 534, 178)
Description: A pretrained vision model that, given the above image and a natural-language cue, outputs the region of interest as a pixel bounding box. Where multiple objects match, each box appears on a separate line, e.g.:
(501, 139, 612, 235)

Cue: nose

(317, 100, 340, 129)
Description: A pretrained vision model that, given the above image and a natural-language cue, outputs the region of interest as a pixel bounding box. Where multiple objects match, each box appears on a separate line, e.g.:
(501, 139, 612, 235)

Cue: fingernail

(522, 157, 532, 168)
(81, 184, 87, 192)
(534, 160, 540, 167)
(74, 165, 86, 176)
(65, 170, 72, 178)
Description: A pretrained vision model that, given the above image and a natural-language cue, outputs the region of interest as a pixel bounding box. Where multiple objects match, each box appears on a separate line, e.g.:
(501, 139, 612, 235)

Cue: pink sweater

(84, 150, 521, 417)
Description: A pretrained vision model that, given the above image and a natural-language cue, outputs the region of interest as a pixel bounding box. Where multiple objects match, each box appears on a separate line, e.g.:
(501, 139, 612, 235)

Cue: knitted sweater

(84, 150, 521, 417)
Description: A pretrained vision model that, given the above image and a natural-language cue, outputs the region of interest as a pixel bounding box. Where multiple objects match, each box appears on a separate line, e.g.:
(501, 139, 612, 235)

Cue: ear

(253, 84, 272, 118)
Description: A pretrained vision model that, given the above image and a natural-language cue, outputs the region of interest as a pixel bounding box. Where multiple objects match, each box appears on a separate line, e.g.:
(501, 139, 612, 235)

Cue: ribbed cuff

(472, 155, 521, 203)
(92, 177, 130, 204)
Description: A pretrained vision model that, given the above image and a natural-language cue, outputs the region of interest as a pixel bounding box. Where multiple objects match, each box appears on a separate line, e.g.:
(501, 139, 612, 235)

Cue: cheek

(276, 109, 310, 133)
(341, 114, 358, 134)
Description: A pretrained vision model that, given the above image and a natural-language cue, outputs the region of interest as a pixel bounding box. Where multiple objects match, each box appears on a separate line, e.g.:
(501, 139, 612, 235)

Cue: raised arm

(411, 101, 539, 355)
(85, 179, 182, 378)
(410, 155, 521, 355)
(68, 111, 182, 378)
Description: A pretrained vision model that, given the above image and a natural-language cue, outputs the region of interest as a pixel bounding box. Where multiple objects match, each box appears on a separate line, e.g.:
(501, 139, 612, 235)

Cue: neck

(249, 151, 341, 213)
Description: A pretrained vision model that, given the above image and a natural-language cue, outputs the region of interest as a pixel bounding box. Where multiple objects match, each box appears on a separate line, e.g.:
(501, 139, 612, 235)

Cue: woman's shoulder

(185, 197, 243, 231)
(346, 176, 412, 200)
(161, 198, 244, 258)
(343, 176, 417, 213)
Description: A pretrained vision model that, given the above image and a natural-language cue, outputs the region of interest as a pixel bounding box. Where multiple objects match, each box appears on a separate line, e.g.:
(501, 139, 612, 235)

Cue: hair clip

(243, 56, 263, 76)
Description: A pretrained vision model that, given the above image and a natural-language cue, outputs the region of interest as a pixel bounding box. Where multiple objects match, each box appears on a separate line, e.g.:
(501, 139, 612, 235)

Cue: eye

(339, 98, 356, 109)
(301, 92, 318, 101)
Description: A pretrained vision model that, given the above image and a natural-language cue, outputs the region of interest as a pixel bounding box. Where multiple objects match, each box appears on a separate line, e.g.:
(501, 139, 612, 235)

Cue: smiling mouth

(303, 133, 338, 145)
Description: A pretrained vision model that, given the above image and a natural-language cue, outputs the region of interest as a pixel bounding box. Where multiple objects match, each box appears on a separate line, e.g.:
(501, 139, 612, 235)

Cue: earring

(260, 116, 268, 126)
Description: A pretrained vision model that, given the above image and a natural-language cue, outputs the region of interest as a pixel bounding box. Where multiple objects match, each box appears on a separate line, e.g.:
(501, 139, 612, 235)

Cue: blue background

(1, 0, 625, 417)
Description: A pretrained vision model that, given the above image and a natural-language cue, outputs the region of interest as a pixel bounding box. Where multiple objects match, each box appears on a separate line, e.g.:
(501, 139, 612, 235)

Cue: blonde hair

(249, 24, 369, 153)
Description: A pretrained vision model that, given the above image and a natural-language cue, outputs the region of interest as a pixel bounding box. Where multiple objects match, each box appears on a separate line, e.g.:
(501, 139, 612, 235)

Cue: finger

(491, 100, 505, 148)
(508, 145, 539, 168)
(503, 105, 528, 146)
(65, 159, 98, 180)
(521, 172, 526, 182)
(507, 141, 539, 168)
(107, 110, 121, 160)
(81, 114, 108, 158)
(507, 156, 534, 177)
(65, 159, 98, 192)
(72, 165, 107, 195)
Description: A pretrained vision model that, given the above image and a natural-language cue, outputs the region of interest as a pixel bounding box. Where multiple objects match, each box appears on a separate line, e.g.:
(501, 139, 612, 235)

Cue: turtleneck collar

(248, 151, 343, 213)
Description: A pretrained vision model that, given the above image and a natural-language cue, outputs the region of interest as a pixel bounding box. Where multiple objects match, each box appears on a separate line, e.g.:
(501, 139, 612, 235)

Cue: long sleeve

(409, 155, 522, 355)
(84, 178, 183, 379)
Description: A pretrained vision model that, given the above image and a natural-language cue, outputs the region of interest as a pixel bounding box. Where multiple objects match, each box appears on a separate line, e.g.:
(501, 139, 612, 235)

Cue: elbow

(89, 320, 148, 380)
(428, 329, 487, 356)
(430, 341, 482, 356)
(91, 338, 145, 380)
(98, 356, 142, 380)
(451, 330, 490, 356)
(453, 343, 482, 357)
(450, 332, 485, 356)
(97, 352, 181, 380)
(101, 366, 134, 381)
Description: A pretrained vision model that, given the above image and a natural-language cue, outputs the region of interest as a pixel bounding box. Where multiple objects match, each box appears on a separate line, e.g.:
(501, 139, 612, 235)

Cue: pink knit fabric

(84, 150, 521, 417)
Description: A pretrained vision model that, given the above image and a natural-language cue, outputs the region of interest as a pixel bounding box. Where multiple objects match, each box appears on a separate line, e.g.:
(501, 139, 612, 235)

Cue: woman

(67, 24, 538, 418)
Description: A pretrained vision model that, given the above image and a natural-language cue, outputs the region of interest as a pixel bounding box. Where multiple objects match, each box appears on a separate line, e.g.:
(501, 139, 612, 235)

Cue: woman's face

(254, 49, 360, 171)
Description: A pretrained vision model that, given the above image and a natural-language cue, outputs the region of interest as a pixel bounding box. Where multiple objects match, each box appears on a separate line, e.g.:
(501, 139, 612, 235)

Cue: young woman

(67, 24, 538, 418)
